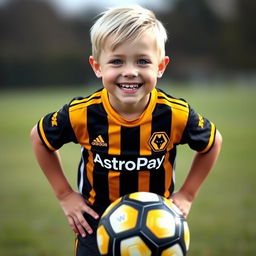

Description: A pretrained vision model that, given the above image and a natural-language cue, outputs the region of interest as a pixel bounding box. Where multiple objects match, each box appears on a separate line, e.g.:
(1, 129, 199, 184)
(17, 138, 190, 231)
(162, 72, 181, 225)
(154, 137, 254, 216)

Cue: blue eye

(138, 59, 150, 65)
(110, 59, 122, 65)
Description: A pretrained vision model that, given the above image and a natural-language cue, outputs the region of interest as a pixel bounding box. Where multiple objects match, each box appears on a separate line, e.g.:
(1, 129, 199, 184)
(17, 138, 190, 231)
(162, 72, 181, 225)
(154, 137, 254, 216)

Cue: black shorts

(75, 213, 100, 256)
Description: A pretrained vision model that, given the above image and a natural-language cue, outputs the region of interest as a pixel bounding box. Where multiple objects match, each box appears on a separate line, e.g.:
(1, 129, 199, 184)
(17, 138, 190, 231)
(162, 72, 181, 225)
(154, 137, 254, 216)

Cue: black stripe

(120, 126, 140, 155)
(119, 126, 140, 196)
(149, 168, 165, 196)
(168, 147, 177, 195)
(149, 103, 172, 195)
(87, 104, 109, 154)
(92, 165, 111, 211)
(151, 103, 172, 141)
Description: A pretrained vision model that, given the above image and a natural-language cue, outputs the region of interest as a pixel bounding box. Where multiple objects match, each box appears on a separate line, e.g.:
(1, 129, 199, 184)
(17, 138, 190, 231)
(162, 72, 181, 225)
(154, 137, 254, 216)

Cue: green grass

(0, 83, 256, 255)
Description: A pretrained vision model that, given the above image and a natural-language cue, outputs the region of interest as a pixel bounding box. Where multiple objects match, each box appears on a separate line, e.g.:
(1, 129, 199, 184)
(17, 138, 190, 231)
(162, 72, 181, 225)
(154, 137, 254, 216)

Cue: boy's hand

(169, 191, 193, 218)
(59, 191, 99, 237)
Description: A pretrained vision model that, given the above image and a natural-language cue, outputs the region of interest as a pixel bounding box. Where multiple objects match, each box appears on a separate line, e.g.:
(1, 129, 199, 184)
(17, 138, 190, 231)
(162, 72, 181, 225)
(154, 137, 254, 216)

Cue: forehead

(103, 30, 158, 56)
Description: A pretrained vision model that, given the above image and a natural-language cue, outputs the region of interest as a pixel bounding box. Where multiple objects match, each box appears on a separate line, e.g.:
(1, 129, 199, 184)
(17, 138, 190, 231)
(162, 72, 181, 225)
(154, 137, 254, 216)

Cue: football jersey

(38, 88, 216, 213)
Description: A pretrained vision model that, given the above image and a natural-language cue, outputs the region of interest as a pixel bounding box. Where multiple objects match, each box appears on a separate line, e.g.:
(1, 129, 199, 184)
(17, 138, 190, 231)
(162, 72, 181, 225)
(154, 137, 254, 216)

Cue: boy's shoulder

(68, 88, 104, 111)
(155, 88, 189, 111)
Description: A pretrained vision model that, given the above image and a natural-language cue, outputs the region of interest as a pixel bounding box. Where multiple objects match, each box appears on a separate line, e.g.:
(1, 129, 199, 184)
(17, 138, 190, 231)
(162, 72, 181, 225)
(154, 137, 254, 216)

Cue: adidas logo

(92, 135, 107, 147)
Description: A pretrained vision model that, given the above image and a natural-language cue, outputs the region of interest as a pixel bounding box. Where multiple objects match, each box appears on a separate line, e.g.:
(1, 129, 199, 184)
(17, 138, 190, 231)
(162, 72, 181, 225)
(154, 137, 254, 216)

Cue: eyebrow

(108, 54, 152, 59)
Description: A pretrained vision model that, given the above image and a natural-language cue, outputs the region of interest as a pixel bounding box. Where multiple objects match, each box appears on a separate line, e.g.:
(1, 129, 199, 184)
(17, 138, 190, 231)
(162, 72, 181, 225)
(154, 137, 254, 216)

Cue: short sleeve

(180, 106, 216, 153)
(37, 103, 77, 151)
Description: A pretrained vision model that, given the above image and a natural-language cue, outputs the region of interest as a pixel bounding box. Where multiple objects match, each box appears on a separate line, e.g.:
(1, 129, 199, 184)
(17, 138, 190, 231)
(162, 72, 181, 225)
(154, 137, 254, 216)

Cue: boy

(31, 5, 222, 255)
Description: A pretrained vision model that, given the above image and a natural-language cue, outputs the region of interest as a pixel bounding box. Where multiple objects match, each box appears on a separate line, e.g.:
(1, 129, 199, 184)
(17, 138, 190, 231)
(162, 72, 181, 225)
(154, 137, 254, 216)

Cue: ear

(89, 56, 102, 78)
(157, 56, 170, 78)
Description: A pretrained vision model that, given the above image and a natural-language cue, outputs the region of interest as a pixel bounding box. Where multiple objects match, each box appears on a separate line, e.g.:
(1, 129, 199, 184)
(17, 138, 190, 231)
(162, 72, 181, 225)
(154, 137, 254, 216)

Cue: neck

(109, 94, 151, 121)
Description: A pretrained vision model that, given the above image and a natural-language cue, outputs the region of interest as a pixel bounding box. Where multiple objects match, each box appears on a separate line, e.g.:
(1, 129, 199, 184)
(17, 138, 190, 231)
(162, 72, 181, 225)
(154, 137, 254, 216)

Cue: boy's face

(90, 30, 169, 114)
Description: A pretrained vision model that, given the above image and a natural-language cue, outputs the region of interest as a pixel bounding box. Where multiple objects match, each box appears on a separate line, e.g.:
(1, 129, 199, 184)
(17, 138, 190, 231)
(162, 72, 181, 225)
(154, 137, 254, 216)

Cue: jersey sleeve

(37, 103, 78, 151)
(180, 106, 216, 153)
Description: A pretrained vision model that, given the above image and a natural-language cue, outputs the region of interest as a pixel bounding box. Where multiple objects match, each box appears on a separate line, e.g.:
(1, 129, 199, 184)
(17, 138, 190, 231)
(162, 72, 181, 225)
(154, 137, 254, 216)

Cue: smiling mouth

(117, 84, 143, 90)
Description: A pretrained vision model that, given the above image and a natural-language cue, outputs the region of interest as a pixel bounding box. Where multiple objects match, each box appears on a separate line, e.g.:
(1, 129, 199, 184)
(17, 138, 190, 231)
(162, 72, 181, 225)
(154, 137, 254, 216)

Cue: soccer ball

(96, 192, 190, 256)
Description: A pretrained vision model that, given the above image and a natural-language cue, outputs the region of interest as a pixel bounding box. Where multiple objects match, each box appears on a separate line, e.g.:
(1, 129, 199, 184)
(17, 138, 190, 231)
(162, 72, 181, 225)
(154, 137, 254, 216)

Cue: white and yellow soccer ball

(96, 192, 190, 256)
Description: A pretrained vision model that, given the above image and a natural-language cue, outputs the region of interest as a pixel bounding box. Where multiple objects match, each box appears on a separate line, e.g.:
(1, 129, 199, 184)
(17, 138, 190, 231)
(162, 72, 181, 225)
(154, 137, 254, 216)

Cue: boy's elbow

(30, 125, 39, 142)
(215, 129, 223, 149)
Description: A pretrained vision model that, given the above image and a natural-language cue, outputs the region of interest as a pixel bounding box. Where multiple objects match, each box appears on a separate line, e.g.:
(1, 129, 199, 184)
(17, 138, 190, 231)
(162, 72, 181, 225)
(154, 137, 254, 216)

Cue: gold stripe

(163, 152, 173, 198)
(74, 234, 78, 256)
(69, 104, 89, 148)
(138, 171, 150, 191)
(140, 119, 152, 155)
(200, 122, 216, 153)
(108, 171, 120, 202)
(38, 118, 56, 151)
(169, 102, 189, 149)
(87, 151, 96, 205)
(88, 190, 96, 205)
(108, 117, 121, 155)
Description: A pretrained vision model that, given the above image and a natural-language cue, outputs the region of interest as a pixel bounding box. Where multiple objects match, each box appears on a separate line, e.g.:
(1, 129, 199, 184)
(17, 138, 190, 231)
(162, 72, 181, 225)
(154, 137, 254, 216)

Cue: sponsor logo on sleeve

(198, 113, 204, 128)
(51, 112, 58, 127)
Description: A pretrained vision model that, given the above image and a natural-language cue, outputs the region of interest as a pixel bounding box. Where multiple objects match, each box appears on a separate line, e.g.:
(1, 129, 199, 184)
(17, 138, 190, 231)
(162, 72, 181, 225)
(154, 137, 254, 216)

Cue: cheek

(144, 70, 158, 83)
(101, 72, 117, 88)
(102, 69, 117, 80)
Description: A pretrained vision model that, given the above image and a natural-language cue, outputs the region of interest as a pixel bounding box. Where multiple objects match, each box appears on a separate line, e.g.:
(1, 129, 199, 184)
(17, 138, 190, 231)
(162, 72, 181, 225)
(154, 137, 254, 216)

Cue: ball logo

(109, 205, 138, 233)
(116, 213, 126, 223)
(149, 132, 169, 152)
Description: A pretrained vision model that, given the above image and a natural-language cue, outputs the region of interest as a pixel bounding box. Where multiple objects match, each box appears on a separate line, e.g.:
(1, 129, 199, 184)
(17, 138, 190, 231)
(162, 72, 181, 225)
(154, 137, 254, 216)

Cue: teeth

(119, 84, 141, 89)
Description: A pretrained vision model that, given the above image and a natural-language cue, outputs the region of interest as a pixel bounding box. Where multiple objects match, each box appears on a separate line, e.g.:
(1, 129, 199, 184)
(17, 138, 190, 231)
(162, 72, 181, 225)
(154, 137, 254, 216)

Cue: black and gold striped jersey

(38, 88, 216, 213)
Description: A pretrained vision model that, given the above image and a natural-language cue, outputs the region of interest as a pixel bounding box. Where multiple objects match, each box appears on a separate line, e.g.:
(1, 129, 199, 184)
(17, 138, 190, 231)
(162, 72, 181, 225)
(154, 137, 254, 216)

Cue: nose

(122, 64, 138, 77)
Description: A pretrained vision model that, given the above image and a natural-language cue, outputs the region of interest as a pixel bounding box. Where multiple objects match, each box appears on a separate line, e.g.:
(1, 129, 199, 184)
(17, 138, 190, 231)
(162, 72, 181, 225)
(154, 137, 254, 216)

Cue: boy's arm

(170, 129, 222, 217)
(30, 125, 98, 237)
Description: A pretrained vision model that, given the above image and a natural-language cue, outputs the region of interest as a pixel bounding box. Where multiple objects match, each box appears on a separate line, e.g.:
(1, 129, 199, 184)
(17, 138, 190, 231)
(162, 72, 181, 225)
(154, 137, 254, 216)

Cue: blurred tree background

(0, 0, 255, 87)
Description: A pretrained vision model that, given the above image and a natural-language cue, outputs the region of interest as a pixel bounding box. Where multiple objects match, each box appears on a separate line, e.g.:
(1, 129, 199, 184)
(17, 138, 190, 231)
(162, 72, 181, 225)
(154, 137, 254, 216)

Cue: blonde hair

(90, 5, 168, 62)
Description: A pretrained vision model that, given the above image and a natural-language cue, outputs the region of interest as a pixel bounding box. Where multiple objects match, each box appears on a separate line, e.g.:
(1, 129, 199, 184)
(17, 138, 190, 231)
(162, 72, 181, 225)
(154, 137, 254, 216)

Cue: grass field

(0, 83, 256, 255)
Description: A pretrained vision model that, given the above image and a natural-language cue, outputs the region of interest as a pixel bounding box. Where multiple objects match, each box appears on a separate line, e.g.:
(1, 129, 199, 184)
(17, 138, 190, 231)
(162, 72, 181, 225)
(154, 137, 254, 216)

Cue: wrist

(55, 186, 74, 201)
(179, 187, 196, 202)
